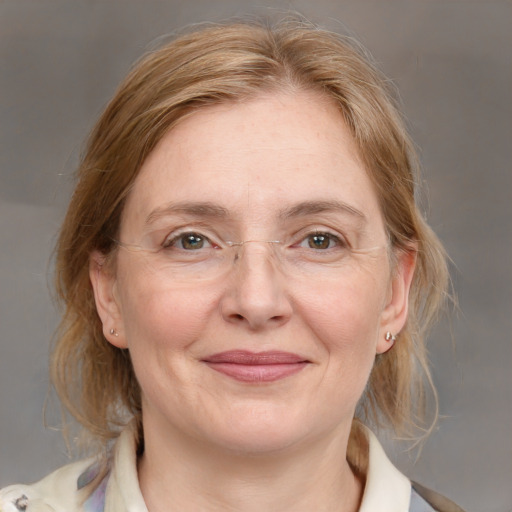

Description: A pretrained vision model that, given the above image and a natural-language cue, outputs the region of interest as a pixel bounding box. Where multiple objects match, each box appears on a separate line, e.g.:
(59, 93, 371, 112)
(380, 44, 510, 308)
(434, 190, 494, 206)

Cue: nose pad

(229, 240, 281, 265)
(221, 241, 292, 330)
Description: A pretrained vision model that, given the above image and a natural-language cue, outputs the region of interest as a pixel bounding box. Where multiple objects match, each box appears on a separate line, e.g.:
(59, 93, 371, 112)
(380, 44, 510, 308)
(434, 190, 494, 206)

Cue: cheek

(116, 265, 218, 353)
(117, 276, 219, 403)
(293, 263, 389, 359)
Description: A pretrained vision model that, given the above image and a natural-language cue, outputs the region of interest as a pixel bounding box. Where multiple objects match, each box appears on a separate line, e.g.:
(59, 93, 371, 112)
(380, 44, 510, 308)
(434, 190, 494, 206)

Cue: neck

(138, 416, 364, 512)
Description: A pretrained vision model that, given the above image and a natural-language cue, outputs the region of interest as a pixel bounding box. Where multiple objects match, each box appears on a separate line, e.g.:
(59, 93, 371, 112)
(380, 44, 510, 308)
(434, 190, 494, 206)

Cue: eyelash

(162, 231, 215, 250)
(161, 230, 348, 251)
(296, 231, 346, 250)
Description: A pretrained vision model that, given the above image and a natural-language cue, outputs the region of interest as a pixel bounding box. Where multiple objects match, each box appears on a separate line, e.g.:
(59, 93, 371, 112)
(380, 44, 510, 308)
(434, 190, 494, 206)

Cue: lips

(202, 350, 309, 383)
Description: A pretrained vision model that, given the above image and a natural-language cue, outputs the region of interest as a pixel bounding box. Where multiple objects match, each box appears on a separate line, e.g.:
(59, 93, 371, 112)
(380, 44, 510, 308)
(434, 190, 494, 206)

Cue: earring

(109, 328, 119, 337)
(385, 331, 396, 343)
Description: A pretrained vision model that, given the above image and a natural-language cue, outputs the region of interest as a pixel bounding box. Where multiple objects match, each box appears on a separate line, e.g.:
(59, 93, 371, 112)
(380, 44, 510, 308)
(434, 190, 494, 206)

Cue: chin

(215, 428, 305, 456)
(200, 405, 320, 456)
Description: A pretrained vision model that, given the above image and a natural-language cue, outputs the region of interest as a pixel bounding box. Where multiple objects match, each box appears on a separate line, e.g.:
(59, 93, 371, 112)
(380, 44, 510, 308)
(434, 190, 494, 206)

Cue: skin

(90, 91, 415, 512)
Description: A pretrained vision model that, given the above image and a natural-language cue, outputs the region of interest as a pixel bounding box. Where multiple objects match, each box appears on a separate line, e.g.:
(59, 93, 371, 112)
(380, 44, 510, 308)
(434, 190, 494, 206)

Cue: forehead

(121, 91, 383, 231)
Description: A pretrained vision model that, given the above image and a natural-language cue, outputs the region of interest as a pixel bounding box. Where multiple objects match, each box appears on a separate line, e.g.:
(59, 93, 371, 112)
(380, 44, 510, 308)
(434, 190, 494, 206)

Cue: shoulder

(410, 481, 466, 512)
(0, 424, 144, 512)
(0, 458, 95, 512)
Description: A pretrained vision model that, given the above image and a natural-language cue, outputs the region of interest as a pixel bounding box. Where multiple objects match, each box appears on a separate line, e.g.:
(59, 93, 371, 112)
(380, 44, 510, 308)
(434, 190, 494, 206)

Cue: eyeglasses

(112, 229, 386, 282)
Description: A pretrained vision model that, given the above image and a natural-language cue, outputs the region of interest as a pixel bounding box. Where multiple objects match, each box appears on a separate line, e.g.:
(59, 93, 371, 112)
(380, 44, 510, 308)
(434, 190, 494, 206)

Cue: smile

(202, 350, 310, 383)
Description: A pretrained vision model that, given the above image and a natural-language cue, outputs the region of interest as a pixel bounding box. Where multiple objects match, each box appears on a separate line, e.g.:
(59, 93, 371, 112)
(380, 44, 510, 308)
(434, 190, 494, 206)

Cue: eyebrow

(145, 201, 230, 225)
(145, 199, 366, 225)
(278, 200, 366, 222)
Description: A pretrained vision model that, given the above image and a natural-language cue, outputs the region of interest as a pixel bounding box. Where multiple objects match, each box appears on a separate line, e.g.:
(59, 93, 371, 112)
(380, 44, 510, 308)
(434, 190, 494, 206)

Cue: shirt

(0, 424, 463, 511)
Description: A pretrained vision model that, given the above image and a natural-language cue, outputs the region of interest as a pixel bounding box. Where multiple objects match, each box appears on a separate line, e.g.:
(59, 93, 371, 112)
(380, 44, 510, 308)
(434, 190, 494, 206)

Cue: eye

(163, 232, 212, 250)
(301, 232, 342, 250)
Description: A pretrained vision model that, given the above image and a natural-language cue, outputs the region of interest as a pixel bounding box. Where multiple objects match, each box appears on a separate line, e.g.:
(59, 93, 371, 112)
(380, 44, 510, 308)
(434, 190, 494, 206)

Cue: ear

(89, 250, 127, 349)
(376, 247, 417, 355)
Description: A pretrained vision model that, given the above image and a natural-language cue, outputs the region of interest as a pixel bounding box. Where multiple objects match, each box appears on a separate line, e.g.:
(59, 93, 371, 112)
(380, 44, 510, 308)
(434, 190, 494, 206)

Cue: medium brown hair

(52, 18, 448, 457)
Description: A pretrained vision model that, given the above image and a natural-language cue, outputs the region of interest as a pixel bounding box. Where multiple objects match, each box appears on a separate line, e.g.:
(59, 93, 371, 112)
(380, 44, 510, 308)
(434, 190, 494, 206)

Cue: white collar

(106, 424, 411, 512)
(105, 423, 148, 512)
(358, 426, 411, 512)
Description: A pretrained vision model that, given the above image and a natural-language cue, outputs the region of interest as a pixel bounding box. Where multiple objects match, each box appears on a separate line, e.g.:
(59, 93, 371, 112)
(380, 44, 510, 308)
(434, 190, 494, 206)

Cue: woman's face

(91, 91, 414, 454)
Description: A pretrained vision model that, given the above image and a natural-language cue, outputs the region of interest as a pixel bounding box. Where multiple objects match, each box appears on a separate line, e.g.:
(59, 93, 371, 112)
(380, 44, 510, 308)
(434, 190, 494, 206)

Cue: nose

(220, 242, 293, 331)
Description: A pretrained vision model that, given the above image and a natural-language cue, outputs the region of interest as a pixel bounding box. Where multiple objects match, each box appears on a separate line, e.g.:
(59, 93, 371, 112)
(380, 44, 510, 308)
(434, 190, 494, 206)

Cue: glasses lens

(114, 234, 385, 282)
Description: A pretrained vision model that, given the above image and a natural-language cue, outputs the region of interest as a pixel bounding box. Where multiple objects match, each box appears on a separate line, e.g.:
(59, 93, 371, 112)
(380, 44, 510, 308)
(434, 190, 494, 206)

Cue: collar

(358, 426, 411, 512)
(104, 424, 411, 512)
(104, 423, 148, 512)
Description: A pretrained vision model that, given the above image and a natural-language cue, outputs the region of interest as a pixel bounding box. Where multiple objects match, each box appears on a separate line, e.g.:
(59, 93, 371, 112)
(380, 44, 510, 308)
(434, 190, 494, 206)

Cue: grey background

(0, 1, 510, 511)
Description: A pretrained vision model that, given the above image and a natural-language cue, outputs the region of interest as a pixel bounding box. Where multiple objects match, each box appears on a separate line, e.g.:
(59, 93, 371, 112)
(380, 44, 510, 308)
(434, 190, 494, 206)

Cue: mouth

(202, 350, 310, 383)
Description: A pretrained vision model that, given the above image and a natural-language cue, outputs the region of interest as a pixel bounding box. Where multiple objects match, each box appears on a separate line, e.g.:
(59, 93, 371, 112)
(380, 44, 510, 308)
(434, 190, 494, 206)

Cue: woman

(0, 19, 463, 512)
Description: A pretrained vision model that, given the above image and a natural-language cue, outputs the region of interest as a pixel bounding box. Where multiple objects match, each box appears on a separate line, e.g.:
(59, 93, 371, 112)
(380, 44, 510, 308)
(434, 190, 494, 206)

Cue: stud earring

(385, 331, 396, 343)
(109, 328, 119, 337)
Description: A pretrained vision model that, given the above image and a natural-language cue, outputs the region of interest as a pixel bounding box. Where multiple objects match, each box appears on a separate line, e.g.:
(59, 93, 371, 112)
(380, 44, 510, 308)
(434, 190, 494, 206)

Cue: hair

(52, 17, 449, 462)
